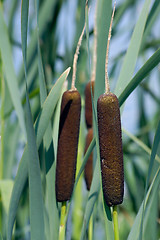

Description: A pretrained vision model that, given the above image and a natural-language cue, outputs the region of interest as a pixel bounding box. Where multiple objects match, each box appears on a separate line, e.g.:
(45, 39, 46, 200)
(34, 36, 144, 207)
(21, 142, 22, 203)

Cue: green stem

(113, 206, 119, 240)
(59, 201, 67, 240)
(88, 213, 93, 240)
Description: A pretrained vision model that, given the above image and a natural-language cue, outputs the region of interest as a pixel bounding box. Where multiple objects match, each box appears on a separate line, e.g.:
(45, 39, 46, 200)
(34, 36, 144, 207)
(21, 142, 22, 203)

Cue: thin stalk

(88, 213, 93, 240)
(113, 206, 119, 240)
(105, 1, 116, 93)
(71, 24, 86, 90)
(59, 201, 67, 240)
(91, 0, 97, 83)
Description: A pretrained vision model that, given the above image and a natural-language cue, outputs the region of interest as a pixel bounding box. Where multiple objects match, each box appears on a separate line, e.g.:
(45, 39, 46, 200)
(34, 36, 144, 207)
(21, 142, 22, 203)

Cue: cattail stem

(59, 201, 67, 240)
(105, 1, 116, 93)
(113, 205, 120, 240)
(71, 24, 86, 90)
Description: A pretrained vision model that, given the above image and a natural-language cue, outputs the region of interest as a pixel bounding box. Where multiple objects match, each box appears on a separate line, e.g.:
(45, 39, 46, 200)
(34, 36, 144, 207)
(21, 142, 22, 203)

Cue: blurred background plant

(0, 0, 160, 239)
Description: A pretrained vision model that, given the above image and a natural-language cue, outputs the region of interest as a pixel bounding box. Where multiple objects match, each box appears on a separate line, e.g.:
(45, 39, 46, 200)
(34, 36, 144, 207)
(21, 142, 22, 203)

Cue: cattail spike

(84, 128, 93, 191)
(97, 92, 124, 206)
(56, 90, 81, 202)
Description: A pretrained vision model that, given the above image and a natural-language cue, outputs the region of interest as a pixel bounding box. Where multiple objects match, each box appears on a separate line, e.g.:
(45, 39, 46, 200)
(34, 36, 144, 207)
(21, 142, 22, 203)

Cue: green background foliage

(0, 0, 160, 239)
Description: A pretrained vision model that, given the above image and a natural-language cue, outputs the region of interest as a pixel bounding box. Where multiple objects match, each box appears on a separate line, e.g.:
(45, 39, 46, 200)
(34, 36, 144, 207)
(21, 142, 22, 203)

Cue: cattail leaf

(94, 0, 112, 102)
(0, 180, 13, 215)
(128, 121, 160, 240)
(4, 124, 20, 178)
(127, 166, 160, 240)
(7, 68, 70, 240)
(142, 0, 160, 48)
(25, 94, 45, 240)
(18, 0, 57, 84)
(21, 0, 45, 238)
(34, 0, 58, 238)
(115, 0, 152, 96)
(118, 48, 160, 106)
(0, 7, 26, 140)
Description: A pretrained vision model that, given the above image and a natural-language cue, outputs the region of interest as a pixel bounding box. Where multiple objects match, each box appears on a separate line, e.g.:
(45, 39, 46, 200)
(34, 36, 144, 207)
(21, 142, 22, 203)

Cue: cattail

(85, 81, 94, 128)
(97, 93, 124, 206)
(84, 128, 93, 190)
(56, 25, 85, 202)
(97, 0, 124, 206)
(56, 90, 81, 201)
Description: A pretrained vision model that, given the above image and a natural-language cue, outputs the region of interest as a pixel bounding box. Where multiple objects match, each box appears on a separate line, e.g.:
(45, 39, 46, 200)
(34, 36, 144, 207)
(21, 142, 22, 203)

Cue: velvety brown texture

(84, 128, 93, 191)
(85, 81, 94, 128)
(56, 90, 81, 202)
(97, 92, 124, 206)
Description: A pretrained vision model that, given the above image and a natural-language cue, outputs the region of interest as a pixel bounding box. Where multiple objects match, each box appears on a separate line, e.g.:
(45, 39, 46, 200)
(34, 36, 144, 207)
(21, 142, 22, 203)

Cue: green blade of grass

(0, 180, 13, 215)
(0, 7, 26, 140)
(143, 187, 158, 240)
(25, 94, 45, 240)
(139, 120, 160, 240)
(122, 128, 160, 163)
(95, 0, 112, 101)
(127, 120, 160, 240)
(21, 0, 45, 238)
(127, 166, 160, 240)
(115, 0, 152, 96)
(118, 47, 160, 106)
(7, 68, 70, 240)
(18, 0, 57, 84)
(4, 123, 19, 178)
(141, 0, 160, 49)
(33, 1, 58, 238)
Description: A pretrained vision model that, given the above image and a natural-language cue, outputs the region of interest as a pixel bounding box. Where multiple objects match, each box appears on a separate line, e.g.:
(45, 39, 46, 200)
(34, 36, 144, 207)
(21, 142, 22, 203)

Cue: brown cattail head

(97, 92, 124, 206)
(85, 81, 94, 128)
(56, 90, 81, 202)
(84, 128, 93, 191)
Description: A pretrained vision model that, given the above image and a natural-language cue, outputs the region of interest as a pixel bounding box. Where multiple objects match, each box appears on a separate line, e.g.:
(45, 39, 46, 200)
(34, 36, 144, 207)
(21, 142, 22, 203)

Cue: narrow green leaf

(7, 68, 70, 240)
(127, 166, 160, 240)
(122, 128, 160, 163)
(4, 124, 19, 178)
(127, 120, 160, 240)
(95, 0, 112, 101)
(142, 0, 160, 48)
(26, 94, 45, 240)
(18, 0, 57, 84)
(118, 48, 160, 106)
(21, 0, 45, 238)
(0, 180, 13, 215)
(115, 0, 152, 96)
(0, 7, 26, 140)
(139, 120, 160, 239)
(21, 0, 29, 75)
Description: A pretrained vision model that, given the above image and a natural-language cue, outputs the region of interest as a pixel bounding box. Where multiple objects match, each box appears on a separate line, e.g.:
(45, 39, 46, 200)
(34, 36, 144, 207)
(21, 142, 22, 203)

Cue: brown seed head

(56, 90, 81, 202)
(97, 92, 124, 206)
(85, 81, 94, 128)
(84, 128, 93, 191)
